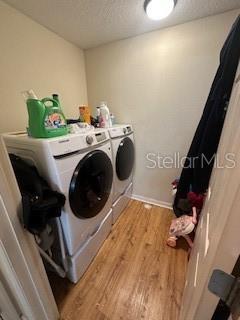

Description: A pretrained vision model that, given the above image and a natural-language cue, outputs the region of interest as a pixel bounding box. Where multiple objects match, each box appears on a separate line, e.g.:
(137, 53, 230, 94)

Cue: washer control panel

(95, 132, 106, 142)
(86, 135, 94, 145)
(126, 126, 132, 133)
(108, 124, 133, 139)
(47, 130, 109, 156)
(2, 130, 111, 159)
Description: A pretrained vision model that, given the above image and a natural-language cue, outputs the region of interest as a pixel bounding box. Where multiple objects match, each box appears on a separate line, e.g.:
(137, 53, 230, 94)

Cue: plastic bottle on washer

(99, 101, 112, 128)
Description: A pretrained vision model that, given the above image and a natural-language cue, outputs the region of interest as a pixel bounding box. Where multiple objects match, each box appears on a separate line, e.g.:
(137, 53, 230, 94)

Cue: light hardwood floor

(49, 200, 188, 320)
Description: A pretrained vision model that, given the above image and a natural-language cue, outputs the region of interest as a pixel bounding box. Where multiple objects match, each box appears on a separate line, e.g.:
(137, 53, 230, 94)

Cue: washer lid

(69, 149, 113, 219)
(108, 124, 133, 138)
(49, 131, 109, 157)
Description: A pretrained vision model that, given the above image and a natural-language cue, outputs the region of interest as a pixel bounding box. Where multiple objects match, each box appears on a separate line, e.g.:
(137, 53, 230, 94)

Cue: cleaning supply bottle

(95, 106, 101, 127)
(99, 101, 112, 128)
(110, 113, 115, 125)
(52, 93, 61, 107)
(23, 90, 68, 138)
(79, 105, 91, 124)
(52, 93, 72, 133)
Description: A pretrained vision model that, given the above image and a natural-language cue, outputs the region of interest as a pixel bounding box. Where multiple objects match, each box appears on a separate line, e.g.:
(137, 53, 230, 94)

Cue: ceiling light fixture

(144, 0, 177, 21)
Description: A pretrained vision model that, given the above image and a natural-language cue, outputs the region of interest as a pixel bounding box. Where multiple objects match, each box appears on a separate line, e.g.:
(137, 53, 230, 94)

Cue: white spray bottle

(99, 101, 112, 128)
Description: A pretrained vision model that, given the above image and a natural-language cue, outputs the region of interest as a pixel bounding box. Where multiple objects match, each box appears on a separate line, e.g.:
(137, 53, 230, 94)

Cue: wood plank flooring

(49, 200, 188, 320)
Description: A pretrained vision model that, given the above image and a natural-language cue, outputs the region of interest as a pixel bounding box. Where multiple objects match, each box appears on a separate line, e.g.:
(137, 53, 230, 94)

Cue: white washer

(3, 130, 113, 283)
(108, 124, 135, 223)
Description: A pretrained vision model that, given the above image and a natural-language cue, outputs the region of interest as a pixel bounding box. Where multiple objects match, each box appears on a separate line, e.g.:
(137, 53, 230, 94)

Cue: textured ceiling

(3, 0, 240, 49)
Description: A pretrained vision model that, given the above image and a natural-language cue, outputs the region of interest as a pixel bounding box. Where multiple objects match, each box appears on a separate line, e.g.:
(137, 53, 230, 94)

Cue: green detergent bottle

(24, 90, 68, 138)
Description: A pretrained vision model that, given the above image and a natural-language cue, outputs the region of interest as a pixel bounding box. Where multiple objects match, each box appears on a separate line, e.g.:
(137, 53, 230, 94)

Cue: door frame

(180, 63, 240, 320)
(180, 183, 240, 319)
(0, 136, 58, 320)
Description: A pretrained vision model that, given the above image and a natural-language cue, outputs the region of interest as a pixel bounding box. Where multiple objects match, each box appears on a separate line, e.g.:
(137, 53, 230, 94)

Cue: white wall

(85, 9, 240, 206)
(0, 0, 88, 133)
(1, 2, 239, 206)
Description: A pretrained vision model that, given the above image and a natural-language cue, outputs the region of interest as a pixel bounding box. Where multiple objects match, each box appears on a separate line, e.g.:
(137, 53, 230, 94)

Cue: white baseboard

(131, 194, 173, 210)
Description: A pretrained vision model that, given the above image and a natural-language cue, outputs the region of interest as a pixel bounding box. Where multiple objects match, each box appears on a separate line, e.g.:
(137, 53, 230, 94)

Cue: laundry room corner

(0, 0, 88, 134)
(84, 9, 240, 207)
(1, 1, 240, 319)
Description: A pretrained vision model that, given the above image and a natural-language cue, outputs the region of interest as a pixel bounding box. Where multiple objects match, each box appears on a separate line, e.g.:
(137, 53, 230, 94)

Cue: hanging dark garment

(174, 15, 240, 217)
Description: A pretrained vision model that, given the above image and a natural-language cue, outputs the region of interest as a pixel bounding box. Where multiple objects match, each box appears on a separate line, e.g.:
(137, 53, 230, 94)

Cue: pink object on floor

(167, 207, 197, 248)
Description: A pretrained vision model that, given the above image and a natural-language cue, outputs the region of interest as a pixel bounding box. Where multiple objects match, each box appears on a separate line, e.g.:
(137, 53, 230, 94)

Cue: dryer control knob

(86, 135, 94, 145)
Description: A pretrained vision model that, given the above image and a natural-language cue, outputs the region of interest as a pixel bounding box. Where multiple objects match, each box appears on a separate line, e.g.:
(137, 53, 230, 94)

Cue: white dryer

(108, 124, 135, 223)
(3, 130, 113, 283)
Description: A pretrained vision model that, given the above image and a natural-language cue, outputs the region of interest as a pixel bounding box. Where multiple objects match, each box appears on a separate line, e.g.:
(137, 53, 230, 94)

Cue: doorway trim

(0, 136, 58, 320)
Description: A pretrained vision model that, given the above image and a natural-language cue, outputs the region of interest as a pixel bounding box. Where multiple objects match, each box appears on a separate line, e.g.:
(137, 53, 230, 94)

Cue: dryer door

(69, 150, 113, 218)
(116, 137, 135, 181)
